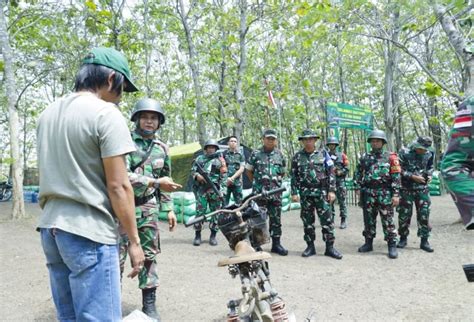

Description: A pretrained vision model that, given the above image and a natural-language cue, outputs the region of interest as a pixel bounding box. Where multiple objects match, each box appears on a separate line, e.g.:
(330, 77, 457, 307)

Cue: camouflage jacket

(246, 147, 286, 193)
(399, 147, 434, 190)
(328, 150, 349, 181)
(291, 148, 336, 196)
(191, 153, 227, 195)
(441, 96, 474, 179)
(224, 150, 245, 186)
(354, 150, 401, 196)
(127, 131, 173, 217)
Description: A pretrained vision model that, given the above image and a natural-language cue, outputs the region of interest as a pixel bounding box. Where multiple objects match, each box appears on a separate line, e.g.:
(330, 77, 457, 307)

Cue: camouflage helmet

(367, 129, 387, 144)
(413, 136, 433, 150)
(130, 98, 166, 125)
(203, 139, 219, 150)
(298, 129, 320, 141)
(326, 136, 339, 146)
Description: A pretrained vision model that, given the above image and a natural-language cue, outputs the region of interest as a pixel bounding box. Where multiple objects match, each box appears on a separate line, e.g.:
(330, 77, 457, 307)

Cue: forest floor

(0, 194, 472, 321)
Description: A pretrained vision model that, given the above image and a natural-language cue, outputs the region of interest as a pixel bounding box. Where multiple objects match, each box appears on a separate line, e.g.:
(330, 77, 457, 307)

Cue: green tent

(169, 142, 201, 190)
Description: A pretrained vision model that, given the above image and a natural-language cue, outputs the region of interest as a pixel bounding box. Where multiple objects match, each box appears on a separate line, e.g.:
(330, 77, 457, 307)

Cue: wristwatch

(152, 180, 160, 189)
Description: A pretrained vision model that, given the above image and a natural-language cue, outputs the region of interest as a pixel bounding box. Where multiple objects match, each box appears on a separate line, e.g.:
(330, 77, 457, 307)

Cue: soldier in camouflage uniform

(326, 136, 350, 229)
(191, 139, 227, 246)
(224, 135, 245, 206)
(291, 130, 343, 259)
(441, 96, 474, 230)
(354, 129, 401, 259)
(245, 129, 288, 256)
(397, 136, 434, 252)
(120, 98, 182, 319)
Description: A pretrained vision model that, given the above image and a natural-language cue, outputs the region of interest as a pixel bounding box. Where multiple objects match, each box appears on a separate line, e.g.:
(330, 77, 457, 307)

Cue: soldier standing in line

(120, 98, 182, 319)
(291, 130, 343, 259)
(397, 136, 435, 252)
(354, 129, 401, 259)
(441, 97, 474, 230)
(191, 139, 227, 246)
(224, 135, 245, 206)
(326, 136, 350, 229)
(245, 129, 288, 256)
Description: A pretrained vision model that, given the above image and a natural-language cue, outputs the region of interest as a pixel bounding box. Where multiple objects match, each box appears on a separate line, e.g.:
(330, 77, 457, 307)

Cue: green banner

(327, 102, 373, 130)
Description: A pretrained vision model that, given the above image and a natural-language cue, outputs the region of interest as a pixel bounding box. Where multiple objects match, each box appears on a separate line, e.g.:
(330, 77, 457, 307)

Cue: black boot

(420, 237, 434, 252)
(388, 241, 398, 259)
(301, 241, 316, 257)
(324, 241, 343, 259)
(271, 237, 288, 256)
(358, 238, 373, 252)
(209, 230, 218, 246)
(142, 287, 160, 321)
(397, 236, 407, 248)
(340, 217, 347, 229)
(193, 230, 201, 246)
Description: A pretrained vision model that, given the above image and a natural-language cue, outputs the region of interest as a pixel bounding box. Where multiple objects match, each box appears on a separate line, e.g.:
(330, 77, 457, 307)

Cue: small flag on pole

(264, 78, 276, 108)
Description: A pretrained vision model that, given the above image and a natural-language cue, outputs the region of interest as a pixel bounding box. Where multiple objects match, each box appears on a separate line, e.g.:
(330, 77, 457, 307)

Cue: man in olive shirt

(37, 47, 144, 321)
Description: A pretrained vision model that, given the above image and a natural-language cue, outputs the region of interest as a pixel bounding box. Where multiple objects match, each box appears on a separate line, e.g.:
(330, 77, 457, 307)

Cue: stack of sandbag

(429, 171, 442, 196)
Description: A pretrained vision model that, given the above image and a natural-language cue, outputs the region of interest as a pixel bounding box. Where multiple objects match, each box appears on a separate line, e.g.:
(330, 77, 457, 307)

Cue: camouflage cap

(413, 136, 433, 150)
(262, 129, 278, 138)
(298, 129, 320, 141)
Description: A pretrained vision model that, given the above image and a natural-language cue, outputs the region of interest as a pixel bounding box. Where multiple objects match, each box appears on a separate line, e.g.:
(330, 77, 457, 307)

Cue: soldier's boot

(388, 241, 398, 259)
(358, 238, 373, 253)
(420, 237, 434, 253)
(301, 241, 316, 257)
(324, 241, 343, 260)
(209, 230, 218, 246)
(142, 287, 161, 321)
(340, 217, 347, 229)
(271, 237, 288, 256)
(193, 230, 201, 246)
(397, 236, 407, 248)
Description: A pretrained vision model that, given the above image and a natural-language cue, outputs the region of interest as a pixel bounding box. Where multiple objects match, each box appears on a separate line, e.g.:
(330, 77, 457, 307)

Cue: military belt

(135, 194, 154, 206)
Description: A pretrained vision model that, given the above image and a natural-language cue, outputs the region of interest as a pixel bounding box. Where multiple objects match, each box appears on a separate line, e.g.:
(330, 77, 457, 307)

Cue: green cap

(82, 47, 139, 92)
(262, 129, 278, 138)
(298, 129, 320, 141)
(412, 136, 432, 150)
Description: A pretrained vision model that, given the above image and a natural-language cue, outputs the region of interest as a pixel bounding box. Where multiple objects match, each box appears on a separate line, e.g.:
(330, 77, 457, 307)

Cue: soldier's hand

(127, 242, 145, 279)
(158, 177, 182, 192)
(328, 192, 336, 203)
(196, 174, 206, 183)
(391, 196, 400, 207)
(226, 177, 234, 187)
(411, 175, 426, 184)
(291, 195, 300, 202)
(168, 210, 177, 231)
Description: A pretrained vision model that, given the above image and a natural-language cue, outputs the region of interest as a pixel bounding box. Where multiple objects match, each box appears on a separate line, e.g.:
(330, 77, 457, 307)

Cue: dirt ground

(0, 194, 473, 321)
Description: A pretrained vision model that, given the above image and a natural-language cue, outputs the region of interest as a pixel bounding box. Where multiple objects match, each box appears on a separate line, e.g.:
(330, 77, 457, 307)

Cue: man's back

(37, 92, 135, 244)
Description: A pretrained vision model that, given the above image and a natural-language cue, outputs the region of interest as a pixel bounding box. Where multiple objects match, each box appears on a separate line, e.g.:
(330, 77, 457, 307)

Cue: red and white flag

(264, 79, 276, 108)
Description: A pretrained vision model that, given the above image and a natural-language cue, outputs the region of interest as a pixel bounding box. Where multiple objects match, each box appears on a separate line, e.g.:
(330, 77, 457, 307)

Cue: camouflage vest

(358, 151, 394, 187)
(249, 148, 286, 192)
(399, 148, 433, 190)
(224, 150, 245, 185)
(193, 153, 225, 193)
(292, 149, 331, 191)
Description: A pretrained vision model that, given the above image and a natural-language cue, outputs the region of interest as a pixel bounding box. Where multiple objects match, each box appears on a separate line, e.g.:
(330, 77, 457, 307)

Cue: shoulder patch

(389, 152, 401, 173)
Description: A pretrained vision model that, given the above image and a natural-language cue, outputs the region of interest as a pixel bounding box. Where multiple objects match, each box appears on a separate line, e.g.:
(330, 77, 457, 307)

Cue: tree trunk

(217, 29, 227, 137)
(433, 4, 474, 97)
(0, 0, 26, 219)
(233, 0, 247, 140)
(382, 3, 400, 151)
(177, 0, 206, 145)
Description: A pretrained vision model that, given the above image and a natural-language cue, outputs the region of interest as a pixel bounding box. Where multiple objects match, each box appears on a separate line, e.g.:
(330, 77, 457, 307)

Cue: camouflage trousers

(194, 192, 222, 232)
(398, 188, 431, 238)
(120, 214, 161, 289)
(362, 188, 398, 242)
(258, 198, 283, 238)
(224, 183, 243, 206)
(300, 194, 335, 243)
(331, 182, 347, 219)
(441, 152, 474, 229)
